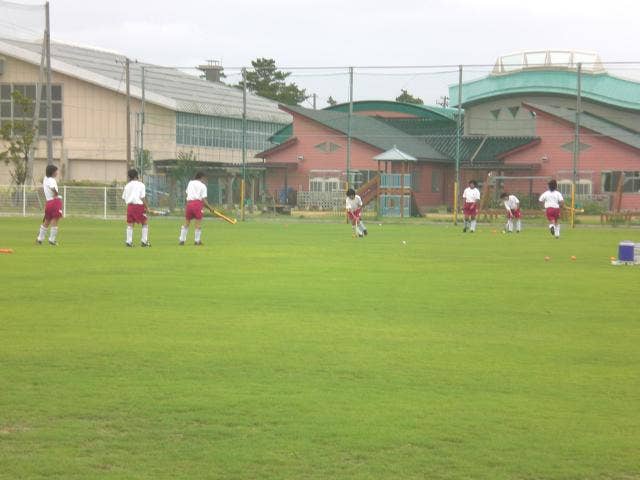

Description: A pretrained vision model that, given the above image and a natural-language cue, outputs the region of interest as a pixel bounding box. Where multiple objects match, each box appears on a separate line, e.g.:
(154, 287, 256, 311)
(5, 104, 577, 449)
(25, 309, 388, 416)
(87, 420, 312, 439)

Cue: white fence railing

(296, 191, 346, 211)
(0, 185, 128, 218)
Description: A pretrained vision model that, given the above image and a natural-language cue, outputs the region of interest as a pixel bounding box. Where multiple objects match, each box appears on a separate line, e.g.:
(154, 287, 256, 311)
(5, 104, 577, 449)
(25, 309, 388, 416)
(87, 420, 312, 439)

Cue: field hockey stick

(210, 207, 238, 224)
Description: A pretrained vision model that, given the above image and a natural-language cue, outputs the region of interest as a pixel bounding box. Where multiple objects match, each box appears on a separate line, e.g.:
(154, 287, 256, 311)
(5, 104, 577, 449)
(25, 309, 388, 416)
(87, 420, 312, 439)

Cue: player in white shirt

(122, 169, 150, 247)
(346, 188, 367, 238)
(462, 180, 481, 233)
(36, 165, 63, 245)
(179, 172, 215, 246)
(539, 179, 564, 238)
(500, 192, 522, 233)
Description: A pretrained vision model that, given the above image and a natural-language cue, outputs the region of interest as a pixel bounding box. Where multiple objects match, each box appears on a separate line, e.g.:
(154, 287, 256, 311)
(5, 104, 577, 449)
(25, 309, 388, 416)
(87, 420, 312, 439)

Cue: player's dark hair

(548, 179, 557, 191)
(469, 180, 478, 187)
(346, 188, 356, 197)
(194, 171, 206, 180)
(127, 169, 139, 181)
(45, 165, 58, 177)
(500, 192, 509, 199)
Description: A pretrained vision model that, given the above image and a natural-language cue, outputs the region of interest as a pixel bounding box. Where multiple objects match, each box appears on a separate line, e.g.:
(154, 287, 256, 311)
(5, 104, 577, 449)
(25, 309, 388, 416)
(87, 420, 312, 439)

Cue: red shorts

(127, 204, 147, 224)
(347, 208, 362, 225)
(185, 200, 204, 221)
(546, 207, 561, 222)
(508, 208, 522, 219)
(463, 202, 478, 217)
(44, 198, 63, 221)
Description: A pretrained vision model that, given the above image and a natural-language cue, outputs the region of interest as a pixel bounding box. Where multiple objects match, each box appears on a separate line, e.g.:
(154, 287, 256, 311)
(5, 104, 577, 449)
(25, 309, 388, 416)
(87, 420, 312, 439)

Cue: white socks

(37, 225, 47, 242)
(141, 225, 149, 244)
(470, 220, 477, 232)
(555, 224, 560, 238)
(516, 219, 521, 232)
(126, 225, 133, 244)
(194, 228, 202, 243)
(179, 226, 188, 243)
(49, 227, 58, 242)
(506, 219, 513, 232)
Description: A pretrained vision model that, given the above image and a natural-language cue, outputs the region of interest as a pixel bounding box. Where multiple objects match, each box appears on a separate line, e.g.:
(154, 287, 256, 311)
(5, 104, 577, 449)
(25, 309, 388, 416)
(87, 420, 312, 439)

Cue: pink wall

(262, 112, 453, 208)
(502, 109, 640, 210)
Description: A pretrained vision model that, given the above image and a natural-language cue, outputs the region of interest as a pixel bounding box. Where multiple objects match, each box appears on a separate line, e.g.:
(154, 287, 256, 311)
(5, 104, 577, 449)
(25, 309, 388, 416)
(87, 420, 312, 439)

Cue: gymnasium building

(0, 38, 289, 202)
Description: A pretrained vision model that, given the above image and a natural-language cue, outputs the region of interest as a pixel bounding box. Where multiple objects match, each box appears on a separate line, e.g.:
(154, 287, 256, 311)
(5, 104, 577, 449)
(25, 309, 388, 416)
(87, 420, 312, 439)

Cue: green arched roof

(326, 100, 458, 121)
(449, 70, 640, 111)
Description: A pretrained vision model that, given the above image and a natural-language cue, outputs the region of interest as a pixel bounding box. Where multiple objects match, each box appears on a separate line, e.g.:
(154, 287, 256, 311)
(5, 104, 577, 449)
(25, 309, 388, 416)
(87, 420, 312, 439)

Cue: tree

(327, 96, 338, 106)
(395, 89, 424, 105)
(238, 58, 308, 106)
(168, 151, 199, 189)
(0, 91, 37, 185)
(135, 148, 153, 177)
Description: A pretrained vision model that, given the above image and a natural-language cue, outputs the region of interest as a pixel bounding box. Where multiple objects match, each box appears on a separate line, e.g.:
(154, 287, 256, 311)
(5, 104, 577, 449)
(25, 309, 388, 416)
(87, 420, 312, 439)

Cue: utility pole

(346, 67, 354, 188)
(454, 65, 462, 226)
(125, 57, 131, 169)
(45, 1, 53, 166)
(241, 67, 247, 221)
(571, 62, 582, 228)
(140, 65, 145, 167)
(312, 93, 317, 110)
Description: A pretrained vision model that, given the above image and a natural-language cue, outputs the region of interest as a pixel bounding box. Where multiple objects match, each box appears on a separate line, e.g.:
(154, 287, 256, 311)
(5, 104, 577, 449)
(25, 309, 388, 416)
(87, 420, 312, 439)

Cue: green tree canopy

(0, 91, 37, 185)
(395, 89, 424, 105)
(238, 58, 308, 106)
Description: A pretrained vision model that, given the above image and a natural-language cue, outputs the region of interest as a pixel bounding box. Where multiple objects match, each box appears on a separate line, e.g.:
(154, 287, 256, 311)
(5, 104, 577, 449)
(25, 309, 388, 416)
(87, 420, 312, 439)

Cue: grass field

(1, 217, 639, 479)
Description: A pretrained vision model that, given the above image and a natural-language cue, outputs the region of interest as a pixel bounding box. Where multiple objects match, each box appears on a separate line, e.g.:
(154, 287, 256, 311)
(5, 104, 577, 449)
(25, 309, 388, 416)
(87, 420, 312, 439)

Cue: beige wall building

(0, 39, 290, 185)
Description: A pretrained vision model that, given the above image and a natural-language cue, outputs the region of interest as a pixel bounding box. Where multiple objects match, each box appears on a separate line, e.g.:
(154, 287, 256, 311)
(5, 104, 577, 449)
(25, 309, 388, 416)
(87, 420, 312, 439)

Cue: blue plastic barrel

(618, 241, 635, 262)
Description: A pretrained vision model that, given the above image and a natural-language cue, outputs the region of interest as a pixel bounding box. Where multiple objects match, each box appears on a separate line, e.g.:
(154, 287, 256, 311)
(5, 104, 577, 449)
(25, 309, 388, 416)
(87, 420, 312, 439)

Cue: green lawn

(1, 217, 639, 479)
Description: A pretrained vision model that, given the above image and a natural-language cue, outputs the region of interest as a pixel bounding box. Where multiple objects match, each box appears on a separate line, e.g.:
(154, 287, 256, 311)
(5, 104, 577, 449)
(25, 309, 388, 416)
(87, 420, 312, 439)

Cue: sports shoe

(194, 241, 203, 246)
(36, 239, 42, 245)
(179, 241, 185, 246)
(126, 242, 133, 248)
(363, 229, 368, 236)
(48, 240, 57, 246)
(550, 226, 555, 236)
(141, 242, 150, 248)
(462, 227, 467, 233)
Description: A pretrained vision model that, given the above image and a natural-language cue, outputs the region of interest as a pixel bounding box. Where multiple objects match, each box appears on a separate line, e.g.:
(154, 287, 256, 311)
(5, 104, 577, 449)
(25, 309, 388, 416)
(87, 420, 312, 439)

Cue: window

(431, 170, 442, 193)
(314, 141, 341, 153)
(602, 171, 640, 193)
(0, 83, 63, 137)
(310, 177, 340, 192)
(175, 112, 286, 151)
(558, 179, 592, 196)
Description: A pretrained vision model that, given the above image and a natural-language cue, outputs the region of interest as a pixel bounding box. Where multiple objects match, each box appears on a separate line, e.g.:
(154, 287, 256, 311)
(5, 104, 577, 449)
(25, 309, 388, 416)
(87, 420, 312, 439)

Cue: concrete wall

(464, 95, 640, 136)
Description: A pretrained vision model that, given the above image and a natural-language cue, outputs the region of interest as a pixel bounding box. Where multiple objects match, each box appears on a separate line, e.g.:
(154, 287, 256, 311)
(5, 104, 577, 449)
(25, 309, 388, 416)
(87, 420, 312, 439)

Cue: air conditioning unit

(297, 155, 304, 162)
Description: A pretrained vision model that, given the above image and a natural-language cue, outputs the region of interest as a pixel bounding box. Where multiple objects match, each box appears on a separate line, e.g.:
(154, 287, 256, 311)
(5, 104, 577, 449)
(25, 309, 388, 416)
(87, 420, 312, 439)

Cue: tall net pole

(346, 66, 353, 189)
(125, 57, 131, 169)
(45, 1, 53, 166)
(241, 67, 247, 222)
(453, 65, 462, 225)
(571, 62, 582, 228)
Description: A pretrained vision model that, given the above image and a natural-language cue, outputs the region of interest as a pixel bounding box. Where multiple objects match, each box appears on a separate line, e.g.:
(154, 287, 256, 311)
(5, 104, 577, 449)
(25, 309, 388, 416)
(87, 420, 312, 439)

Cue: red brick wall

(502, 111, 640, 210)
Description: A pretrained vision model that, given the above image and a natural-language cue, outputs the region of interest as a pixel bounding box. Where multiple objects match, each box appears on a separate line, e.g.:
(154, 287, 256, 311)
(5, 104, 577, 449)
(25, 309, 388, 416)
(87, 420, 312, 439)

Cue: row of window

(176, 112, 285, 151)
(0, 83, 63, 137)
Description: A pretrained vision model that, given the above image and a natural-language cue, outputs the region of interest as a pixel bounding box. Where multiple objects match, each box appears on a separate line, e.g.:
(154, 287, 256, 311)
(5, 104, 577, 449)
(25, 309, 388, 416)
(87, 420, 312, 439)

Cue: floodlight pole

(45, 1, 53, 166)
(454, 65, 462, 225)
(241, 67, 247, 221)
(571, 62, 582, 228)
(346, 66, 354, 189)
(125, 57, 132, 169)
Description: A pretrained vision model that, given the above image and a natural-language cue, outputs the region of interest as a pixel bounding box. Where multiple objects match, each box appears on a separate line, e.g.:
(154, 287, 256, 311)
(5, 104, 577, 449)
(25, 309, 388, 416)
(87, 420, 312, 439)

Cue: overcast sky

(29, 0, 640, 106)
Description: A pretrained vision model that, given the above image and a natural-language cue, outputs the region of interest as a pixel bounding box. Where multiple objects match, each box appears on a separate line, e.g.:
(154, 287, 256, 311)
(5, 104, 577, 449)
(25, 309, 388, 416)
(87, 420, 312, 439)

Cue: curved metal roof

(326, 100, 458, 121)
(449, 69, 640, 111)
